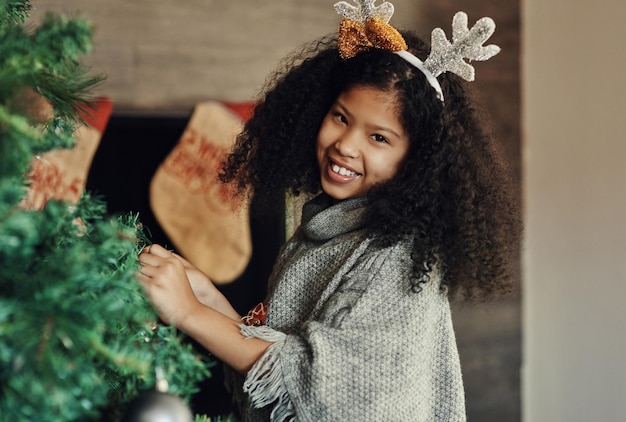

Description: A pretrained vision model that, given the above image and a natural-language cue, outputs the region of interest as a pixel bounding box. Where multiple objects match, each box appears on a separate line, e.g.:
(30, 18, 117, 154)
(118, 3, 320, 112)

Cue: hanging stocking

(149, 101, 252, 284)
(24, 96, 113, 209)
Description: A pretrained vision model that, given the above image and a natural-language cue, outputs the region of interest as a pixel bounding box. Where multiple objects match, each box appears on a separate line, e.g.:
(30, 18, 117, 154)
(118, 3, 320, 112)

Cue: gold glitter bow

(337, 17, 407, 59)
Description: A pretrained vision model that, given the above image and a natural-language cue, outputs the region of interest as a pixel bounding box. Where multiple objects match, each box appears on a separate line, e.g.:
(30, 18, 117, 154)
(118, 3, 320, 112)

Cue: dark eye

(333, 112, 348, 124)
(371, 134, 389, 144)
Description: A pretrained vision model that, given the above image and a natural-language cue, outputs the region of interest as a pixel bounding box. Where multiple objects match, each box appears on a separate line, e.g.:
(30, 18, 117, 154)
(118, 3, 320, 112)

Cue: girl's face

(317, 85, 410, 201)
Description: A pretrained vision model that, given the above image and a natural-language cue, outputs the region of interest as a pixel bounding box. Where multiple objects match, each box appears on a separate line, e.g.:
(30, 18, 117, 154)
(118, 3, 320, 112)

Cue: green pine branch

(1, 0, 31, 25)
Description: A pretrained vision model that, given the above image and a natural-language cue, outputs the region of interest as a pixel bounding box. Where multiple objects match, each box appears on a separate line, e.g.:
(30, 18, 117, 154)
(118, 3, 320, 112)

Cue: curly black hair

(220, 31, 522, 301)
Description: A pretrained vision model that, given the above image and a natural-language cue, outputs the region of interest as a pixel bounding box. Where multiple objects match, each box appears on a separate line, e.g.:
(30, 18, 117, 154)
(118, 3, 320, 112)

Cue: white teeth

(332, 163, 358, 177)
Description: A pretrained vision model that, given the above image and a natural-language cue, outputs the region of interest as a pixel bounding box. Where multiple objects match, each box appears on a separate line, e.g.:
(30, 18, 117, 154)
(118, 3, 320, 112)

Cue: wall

(30, 0, 420, 112)
(522, 0, 626, 421)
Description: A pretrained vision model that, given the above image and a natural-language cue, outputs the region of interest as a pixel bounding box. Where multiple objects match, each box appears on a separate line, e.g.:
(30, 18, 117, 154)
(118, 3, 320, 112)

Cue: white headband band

(394, 50, 444, 102)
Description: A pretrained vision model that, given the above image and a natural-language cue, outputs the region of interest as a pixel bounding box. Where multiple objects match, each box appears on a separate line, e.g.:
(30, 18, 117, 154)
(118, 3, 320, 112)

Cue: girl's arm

(137, 244, 272, 374)
(176, 305, 272, 374)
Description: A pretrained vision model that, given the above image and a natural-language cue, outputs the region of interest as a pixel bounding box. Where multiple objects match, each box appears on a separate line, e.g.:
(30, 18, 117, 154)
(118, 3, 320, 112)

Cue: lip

(326, 159, 361, 184)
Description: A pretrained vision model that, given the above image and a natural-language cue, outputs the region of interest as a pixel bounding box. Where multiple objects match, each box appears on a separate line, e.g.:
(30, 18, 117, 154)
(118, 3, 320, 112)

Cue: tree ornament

(121, 391, 193, 422)
(121, 368, 193, 422)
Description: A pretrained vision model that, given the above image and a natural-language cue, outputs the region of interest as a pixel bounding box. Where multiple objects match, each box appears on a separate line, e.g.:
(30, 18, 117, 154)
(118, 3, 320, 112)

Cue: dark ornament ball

(121, 390, 193, 422)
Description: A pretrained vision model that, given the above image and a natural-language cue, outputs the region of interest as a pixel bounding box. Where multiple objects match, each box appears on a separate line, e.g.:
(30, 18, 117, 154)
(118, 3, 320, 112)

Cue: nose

(334, 129, 360, 158)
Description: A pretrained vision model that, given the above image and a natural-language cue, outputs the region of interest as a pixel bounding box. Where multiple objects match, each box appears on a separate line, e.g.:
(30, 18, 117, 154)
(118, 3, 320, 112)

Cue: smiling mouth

(330, 161, 361, 177)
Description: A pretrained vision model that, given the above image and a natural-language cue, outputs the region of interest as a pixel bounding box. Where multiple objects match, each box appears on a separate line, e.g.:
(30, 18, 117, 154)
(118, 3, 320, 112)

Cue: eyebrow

(335, 100, 404, 140)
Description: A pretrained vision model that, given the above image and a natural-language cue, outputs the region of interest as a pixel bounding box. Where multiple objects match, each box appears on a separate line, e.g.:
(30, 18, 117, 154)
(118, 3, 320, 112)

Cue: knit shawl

(227, 194, 466, 421)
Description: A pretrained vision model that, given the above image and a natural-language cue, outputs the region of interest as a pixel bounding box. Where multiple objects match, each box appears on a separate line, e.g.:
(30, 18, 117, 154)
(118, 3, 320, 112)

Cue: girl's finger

(148, 244, 173, 258)
(138, 265, 155, 277)
(136, 272, 150, 284)
(138, 253, 163, 267)
(170, 253, 190, 267)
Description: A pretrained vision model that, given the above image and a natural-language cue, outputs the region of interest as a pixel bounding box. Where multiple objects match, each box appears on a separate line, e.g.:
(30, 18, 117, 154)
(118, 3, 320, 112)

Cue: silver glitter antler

(424, 12, 501, 81)
(334, 0, 394, 24)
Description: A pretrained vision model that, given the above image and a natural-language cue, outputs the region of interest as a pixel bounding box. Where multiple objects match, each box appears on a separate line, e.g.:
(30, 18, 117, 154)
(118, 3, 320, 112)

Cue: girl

(138, 3, 521, 420)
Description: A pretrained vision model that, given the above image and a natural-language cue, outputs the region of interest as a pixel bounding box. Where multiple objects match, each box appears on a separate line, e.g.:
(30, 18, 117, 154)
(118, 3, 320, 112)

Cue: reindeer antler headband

(333, 0, 501, 102)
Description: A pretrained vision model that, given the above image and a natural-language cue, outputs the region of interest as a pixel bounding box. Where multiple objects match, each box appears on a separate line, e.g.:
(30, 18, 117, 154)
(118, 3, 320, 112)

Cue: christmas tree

(0, 1, 216, 420)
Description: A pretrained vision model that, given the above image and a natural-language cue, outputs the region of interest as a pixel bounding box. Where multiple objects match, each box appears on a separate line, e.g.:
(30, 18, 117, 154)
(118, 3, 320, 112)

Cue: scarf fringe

(241, 325, 296, 421)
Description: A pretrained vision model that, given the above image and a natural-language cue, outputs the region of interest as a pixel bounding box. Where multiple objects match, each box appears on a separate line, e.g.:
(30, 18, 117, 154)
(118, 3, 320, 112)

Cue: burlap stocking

(24, 97, 113, 209)
(149, 101, 252, 284)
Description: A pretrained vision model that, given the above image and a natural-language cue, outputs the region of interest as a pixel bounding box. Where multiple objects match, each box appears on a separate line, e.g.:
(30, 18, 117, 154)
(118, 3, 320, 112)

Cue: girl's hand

(169, 250, 219, 307)
(138, 244, 272, 373)
(138, 244, 241, 321)
(137, 244, 203, 327)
